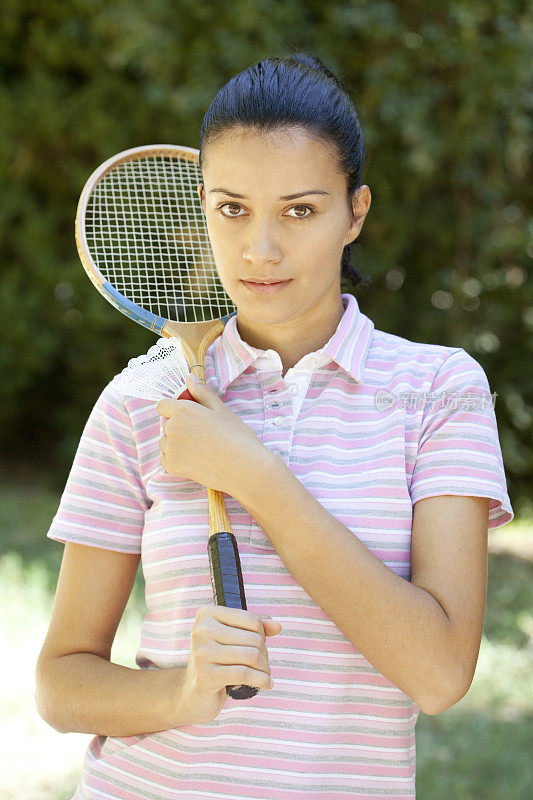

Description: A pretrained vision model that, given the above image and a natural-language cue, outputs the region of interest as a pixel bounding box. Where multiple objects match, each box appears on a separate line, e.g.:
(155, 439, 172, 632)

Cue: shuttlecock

(113, 337, 198, 402)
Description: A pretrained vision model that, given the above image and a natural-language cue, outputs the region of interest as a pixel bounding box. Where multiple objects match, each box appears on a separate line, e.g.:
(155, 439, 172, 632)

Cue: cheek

(300, 225, 339, 260)
(207, 224, 237, 267)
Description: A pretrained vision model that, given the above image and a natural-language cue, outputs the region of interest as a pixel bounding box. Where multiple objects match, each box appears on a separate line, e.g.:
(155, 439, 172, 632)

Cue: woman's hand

(175, 606, 282, 725)
(156, 373, 274, 498)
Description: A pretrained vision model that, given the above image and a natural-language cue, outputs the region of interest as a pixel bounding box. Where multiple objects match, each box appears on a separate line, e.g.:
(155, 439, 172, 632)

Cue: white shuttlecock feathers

(113, 337, 197, 402)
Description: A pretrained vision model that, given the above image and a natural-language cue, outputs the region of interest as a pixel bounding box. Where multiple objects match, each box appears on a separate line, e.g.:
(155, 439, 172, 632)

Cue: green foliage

(0, 0, 531, 502)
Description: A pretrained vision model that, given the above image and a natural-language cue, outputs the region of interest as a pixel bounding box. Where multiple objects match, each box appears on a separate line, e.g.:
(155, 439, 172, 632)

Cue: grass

(1, 479, 531, 799)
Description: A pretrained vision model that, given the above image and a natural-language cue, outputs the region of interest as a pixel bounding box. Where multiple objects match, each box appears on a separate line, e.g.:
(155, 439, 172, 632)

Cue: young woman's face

(199, 126, 370, 326)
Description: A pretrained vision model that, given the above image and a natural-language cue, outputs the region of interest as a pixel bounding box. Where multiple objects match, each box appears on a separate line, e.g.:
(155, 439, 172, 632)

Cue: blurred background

(1, 1, 531, 798)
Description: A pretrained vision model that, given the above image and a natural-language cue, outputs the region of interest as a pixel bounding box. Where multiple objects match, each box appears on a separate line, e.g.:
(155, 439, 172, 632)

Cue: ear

(344, 185, 371, 246)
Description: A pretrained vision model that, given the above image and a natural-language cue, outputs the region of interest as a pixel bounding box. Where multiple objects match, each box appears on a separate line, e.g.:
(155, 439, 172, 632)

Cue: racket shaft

(208, 532, 259, 699)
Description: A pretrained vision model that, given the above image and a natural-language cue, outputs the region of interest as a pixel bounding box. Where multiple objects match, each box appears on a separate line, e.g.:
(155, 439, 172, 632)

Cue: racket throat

(207, 487, 232, 535)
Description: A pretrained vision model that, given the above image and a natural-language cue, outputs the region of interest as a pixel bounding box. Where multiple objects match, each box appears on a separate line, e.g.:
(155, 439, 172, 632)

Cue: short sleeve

(409, 348, 514, 529)
(47, 382, 150, 553)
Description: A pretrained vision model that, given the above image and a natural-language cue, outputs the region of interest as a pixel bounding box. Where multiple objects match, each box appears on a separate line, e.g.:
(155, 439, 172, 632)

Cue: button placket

(246, 379, 291, 550)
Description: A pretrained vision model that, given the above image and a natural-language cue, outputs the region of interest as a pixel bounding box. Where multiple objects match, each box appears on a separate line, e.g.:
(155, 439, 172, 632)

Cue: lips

(241, 279, 293, 294)
(242, 279, 289, 284)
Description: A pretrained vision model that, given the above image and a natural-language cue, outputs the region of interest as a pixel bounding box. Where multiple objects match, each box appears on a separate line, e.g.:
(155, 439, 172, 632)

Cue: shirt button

(289, 385, 298, 395)
(273, 415, 285, 426)
(308, 358, 318, 368)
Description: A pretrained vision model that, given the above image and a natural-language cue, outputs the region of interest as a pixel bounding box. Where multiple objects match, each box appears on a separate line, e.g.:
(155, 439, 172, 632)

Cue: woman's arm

(236, 454, 489, 716)
(35, 542, 187, 736)
(36, 652, 187, 736)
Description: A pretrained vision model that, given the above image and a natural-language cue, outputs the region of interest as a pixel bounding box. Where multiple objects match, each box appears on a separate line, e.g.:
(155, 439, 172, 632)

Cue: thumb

(184, 372, 221, 406)
(261, 614, 282, 635)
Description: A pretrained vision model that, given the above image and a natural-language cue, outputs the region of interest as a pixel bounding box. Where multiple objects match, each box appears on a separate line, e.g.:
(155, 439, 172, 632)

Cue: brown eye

(288, 204, 314, 220)
(218, 203, 245, 217)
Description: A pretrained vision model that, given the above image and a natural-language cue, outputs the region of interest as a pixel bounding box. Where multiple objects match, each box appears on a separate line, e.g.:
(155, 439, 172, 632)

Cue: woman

(36, 53, 513, 799)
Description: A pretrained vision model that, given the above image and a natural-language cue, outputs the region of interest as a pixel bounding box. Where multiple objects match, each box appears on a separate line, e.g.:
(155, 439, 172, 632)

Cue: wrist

(166, 665, 191, 727)
(236, 446, 291, 519)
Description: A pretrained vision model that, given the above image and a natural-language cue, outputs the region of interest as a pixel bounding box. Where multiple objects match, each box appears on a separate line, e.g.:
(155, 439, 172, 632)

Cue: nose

(243, 218, 282, 265)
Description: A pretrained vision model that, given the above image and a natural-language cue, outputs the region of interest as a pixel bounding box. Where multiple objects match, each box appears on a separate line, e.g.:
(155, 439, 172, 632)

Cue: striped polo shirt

(47, 292, 513, 800)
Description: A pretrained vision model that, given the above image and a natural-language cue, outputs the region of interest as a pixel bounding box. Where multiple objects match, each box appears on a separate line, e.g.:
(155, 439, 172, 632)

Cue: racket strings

(84, 153, 235, 323)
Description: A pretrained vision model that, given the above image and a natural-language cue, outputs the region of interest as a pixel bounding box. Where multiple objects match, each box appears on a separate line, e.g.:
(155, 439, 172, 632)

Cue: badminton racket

(75, 143, 258, 700)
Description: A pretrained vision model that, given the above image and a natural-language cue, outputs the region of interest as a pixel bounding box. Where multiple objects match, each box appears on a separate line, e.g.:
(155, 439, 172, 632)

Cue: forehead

(202, 126, 344, 192)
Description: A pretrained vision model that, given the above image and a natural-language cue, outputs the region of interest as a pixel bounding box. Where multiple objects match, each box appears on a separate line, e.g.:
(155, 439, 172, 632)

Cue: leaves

(0, 0, 530, 499)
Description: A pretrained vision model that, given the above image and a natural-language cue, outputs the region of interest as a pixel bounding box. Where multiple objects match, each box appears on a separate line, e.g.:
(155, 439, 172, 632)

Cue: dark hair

(199, 52, 370, 291)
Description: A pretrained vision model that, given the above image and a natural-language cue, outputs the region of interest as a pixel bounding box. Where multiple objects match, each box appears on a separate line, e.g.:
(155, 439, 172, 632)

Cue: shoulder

(90, 349, 161, 435)
(367, 327, 488, 390)
(79, 381, 140, 455)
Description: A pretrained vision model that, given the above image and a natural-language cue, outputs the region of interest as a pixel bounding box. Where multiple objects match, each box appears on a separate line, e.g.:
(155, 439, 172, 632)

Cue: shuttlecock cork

(113, 337, 201, 403)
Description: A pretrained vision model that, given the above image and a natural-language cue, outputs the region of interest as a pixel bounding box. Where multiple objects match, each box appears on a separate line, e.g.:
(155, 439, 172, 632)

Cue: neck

(236, 292, 345, 375)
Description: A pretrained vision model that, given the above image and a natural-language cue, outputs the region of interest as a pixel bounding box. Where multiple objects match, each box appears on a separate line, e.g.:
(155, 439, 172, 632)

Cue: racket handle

(207, 531, 259, 700)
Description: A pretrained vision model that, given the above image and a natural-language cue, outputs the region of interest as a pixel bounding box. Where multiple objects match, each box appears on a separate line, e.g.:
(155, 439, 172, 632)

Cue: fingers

(214, 663, 273, 693)
(212, 645, 271, 679)
(188, 606, 277, 696)
(200, 605, 268, 640)
(193, 606, 275, 667)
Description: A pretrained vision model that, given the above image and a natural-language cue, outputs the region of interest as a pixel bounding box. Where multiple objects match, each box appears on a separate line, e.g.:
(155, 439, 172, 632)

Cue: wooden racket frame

(75, 144, 236, 540)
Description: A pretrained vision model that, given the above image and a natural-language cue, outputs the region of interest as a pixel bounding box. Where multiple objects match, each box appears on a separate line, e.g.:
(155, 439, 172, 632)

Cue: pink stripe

(47, 293, 513, 798)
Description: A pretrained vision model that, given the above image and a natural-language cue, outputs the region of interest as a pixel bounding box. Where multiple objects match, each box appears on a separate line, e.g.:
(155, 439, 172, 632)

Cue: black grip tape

(207, 531, 259, 700)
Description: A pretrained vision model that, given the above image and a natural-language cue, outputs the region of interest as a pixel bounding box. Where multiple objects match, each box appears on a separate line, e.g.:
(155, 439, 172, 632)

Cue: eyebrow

(208, 188, 330, 201)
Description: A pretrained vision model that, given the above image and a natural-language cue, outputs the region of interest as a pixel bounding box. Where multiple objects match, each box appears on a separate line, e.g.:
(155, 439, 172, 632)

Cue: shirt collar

(211, 292, 375, 394)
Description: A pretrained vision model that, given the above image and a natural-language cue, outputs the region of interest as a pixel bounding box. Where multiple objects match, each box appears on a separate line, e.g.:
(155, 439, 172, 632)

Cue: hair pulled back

(199, 52, 369, 290)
